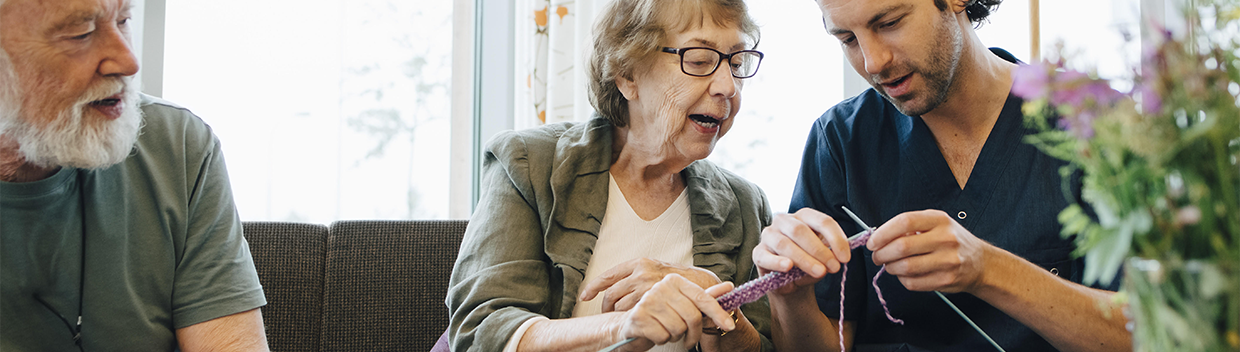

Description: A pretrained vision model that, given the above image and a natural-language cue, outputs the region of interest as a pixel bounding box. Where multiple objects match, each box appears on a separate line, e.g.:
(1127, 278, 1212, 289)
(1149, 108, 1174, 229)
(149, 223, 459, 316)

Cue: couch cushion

(322, 220, 468, 352)
(242, 221, 328, 352)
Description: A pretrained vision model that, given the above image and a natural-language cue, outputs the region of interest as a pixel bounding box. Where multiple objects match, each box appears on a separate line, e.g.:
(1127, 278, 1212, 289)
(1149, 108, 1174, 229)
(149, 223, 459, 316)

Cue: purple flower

(1016, 62, 1123, 139)
(1047, 71, 1091, 106)
(1136, 38, 1168, 114)
(1135, 83, 1162, 113)
(1083, 81, 1124, 106)
(1176, 206, 1202, 225)
(1058, 110, 1097, 139)
(1012, 62, 1053, 100)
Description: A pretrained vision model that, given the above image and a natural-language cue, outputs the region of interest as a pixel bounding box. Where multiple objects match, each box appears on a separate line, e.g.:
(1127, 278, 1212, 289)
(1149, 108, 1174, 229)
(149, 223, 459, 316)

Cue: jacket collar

(684, 161, 742, 282)
(546, 117, 742, 282)
(545, 118, 613, 274)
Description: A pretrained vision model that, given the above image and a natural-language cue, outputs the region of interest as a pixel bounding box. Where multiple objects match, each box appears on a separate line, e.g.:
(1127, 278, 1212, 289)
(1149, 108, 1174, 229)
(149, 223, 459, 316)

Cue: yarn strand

(872, 265, 905, 325)
(837, 206, 1002, 352)
(839, 262, 848, 352)
(601, 206, 1004, 352)
(837, 229, 905, 352)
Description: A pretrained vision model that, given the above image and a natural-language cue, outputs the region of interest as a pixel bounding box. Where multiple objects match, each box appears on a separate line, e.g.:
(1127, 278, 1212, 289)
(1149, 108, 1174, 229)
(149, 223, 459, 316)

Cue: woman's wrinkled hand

(608, 274, 736, 352)
(579, 258, 723, 313)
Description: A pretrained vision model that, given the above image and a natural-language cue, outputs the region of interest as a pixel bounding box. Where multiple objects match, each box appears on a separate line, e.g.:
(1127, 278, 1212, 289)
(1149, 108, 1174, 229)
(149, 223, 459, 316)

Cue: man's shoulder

(136, 94, 217, 146)
(140, 93, 189, 110)
(814, 88, 904, 140)
(127, 94, 223, 170)
(139, 94, 199, 121)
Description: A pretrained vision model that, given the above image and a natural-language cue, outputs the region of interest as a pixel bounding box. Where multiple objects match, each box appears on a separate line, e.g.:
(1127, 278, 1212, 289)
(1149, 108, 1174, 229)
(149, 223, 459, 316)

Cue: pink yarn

(839, 229, 904, 352)
(872, 265, 904, 325)
(712, 229, 904, 352)
(839, 260, 848, 352)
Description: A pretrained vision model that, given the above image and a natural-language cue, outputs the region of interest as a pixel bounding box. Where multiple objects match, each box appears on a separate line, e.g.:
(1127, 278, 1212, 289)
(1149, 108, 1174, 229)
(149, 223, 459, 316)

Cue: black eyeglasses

(660, 47, 764, 78)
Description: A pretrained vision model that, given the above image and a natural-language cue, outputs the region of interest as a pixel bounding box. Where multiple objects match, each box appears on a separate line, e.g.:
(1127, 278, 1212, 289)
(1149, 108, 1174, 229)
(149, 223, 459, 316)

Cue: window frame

(134, 0, 1173, 221)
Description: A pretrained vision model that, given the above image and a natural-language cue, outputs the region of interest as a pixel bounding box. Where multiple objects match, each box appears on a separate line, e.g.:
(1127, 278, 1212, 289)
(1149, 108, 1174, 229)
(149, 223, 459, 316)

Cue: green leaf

(1090, 193, 1121, 228)
(1058, 203, 1082, 224)
(1083, 207, 1141, 286)
(1063, 214, 1093, 238)
(1198, 262, 1227, 299)
(1058, 204, 1093, 238)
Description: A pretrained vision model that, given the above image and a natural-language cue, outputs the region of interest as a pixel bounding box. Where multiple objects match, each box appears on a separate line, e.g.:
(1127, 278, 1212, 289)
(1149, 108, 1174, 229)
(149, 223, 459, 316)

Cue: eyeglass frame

(659, 47, 765, 79)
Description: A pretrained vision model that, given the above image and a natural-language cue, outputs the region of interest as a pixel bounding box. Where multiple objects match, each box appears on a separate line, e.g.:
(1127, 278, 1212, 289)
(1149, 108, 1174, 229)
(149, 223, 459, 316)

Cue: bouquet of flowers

(1012, 1, 1239, 350)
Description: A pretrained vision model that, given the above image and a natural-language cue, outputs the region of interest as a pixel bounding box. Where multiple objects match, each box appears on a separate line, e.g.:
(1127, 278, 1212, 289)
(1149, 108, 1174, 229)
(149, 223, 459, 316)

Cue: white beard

(0, 59, 144, 170)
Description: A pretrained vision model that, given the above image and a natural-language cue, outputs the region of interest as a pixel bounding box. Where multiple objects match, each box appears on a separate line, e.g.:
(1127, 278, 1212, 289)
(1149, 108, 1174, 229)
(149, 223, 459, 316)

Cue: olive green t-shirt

(1, 95, 266, 351)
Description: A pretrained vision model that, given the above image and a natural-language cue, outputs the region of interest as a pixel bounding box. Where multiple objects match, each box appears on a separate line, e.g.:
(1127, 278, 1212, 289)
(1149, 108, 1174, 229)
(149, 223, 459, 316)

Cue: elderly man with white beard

(0, 0, 269, 350)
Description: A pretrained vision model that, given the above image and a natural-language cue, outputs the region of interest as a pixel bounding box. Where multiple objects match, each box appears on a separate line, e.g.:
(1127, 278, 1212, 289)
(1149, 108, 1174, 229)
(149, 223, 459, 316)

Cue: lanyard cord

(73, 170, 85, 350)
(31, 170, 86, 352)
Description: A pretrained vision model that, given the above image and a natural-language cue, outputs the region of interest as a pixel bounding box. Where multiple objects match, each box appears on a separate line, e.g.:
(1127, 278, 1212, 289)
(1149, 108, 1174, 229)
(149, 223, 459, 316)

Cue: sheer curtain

(514, 0, 601, 129)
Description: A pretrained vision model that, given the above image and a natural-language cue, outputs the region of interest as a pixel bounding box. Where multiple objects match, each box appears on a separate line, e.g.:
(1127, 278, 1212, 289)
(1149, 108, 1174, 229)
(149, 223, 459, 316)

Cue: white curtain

(514, 0, 600, 129)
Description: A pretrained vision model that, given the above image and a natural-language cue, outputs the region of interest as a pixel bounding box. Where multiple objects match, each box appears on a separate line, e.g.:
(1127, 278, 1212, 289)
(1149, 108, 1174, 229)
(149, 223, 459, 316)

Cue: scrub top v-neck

(789, 48, 1115, 352)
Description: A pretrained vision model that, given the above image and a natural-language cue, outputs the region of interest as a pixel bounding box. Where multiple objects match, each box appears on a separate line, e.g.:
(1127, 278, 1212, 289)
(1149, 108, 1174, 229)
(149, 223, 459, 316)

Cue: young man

(751, 0, 1132, 351)
(0, 0, 269, 350)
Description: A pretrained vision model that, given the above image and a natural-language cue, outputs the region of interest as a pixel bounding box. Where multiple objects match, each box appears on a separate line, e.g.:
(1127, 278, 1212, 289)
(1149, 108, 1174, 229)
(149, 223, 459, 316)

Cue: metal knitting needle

(595, 210, 877, 349)
(597, 337, 632, 352)
(840, 206, 1006, 352)
(839, 206, 871, 236)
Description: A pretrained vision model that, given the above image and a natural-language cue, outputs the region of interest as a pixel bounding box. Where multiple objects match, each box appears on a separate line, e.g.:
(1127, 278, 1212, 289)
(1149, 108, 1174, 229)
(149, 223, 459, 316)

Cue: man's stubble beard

(873, 10, 964, 117)
(0, 53, 144, 170)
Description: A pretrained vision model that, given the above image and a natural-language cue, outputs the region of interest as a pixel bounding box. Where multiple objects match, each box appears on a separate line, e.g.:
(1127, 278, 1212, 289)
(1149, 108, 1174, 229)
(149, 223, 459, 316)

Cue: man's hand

(579, 258, 723, 313)
(867, 209, 991, 293)
(751, 208, 853, 295)
(869, 210, 1134, 351)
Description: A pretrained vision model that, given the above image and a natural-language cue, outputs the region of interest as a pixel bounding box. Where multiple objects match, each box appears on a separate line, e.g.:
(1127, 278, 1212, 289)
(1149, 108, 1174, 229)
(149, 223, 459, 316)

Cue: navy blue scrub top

(790, 48, 1118, 352)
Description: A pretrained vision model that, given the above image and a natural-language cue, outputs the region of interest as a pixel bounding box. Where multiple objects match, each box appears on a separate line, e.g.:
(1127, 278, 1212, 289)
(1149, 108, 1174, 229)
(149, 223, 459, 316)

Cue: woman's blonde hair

(587, 0, 759, 127)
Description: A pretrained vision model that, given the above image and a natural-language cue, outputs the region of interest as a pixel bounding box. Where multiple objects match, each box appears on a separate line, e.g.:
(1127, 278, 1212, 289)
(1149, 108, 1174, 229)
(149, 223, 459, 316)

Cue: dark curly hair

(934, 0, 1003, 27)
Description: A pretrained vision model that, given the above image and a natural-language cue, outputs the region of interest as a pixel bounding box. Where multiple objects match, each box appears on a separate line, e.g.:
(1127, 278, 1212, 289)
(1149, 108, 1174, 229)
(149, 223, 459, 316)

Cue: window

(145, 0, 1148, 223)
(708, 0, 1040, 212)
(1039, 0, 1142, 81)
(707, 0, 1140, 213)
(161, 0, 455, 222)
(707, 0, 845, 213)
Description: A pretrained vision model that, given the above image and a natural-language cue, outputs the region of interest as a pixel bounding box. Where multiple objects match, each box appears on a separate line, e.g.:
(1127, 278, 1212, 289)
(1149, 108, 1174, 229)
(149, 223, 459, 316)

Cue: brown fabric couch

(242, 220, 467, 352)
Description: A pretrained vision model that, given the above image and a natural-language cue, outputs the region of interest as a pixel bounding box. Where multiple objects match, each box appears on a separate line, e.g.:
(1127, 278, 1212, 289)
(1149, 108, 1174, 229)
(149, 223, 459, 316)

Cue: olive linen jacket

(446, 117, 775, 352)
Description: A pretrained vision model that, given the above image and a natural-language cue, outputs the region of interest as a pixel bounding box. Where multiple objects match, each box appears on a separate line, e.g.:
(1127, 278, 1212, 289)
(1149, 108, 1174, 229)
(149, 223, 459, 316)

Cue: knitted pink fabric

(716, 267, 807, 311)
(712, 229, 903, 352)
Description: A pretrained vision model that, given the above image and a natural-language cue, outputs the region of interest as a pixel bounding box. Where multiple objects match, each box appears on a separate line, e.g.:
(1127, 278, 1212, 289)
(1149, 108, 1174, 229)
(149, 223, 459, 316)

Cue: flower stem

(1210, 134, 1240, 255)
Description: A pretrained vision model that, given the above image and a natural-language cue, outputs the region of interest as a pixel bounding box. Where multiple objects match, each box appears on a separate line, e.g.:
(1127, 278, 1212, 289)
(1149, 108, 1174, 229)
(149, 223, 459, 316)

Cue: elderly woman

(446, 0, 770, 351)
